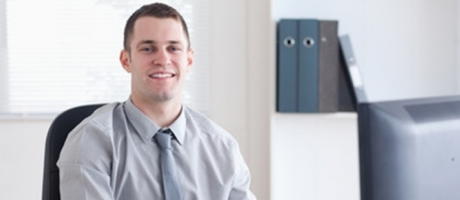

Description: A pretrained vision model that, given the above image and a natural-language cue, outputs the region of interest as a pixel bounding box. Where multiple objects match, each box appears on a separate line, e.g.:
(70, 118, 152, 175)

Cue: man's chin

(149, 92, 175, 103)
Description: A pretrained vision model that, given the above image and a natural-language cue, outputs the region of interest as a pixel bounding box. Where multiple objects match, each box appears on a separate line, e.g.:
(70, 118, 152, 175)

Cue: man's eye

(141, 47, 153, 52)
(169, 46, 181, 52)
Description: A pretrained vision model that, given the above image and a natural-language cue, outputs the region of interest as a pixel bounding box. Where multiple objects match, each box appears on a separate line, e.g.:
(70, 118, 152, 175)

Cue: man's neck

(131, 96, 182, 128)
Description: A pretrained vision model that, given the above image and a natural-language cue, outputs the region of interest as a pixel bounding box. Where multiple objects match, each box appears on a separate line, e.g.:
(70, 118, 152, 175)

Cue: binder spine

(277, 20, 298, 112)
(339, 35, 368, 104)
(298, 19, 319, 112)
(318, 20, 339, 112)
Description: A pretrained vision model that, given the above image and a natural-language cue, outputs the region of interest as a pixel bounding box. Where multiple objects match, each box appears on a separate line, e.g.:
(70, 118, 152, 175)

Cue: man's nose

(153, 49, 171, 66)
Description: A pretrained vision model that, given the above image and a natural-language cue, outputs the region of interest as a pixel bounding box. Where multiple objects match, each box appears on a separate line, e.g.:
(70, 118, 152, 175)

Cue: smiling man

(121, 15, 192, 128)
(57, 3, 256, 200)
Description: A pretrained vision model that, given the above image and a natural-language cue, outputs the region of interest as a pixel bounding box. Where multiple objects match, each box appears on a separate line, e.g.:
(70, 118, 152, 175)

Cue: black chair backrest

(42, 104, 105, 200)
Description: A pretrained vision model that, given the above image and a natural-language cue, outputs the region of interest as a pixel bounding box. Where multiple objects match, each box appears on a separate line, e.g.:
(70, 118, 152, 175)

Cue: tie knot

(155, 129, 173, 149)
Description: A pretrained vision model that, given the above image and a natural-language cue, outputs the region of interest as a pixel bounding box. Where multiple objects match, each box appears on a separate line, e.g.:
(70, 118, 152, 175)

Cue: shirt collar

(124, 98, 186, 145)
(167, 107, 186, 145)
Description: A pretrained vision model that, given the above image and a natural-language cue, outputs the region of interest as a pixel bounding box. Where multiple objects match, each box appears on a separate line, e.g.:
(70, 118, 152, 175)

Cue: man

(57, 2, 256, 200)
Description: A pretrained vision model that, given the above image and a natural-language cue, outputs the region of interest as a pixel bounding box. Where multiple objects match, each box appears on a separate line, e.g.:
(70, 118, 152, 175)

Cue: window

(0, 0, 210, 117)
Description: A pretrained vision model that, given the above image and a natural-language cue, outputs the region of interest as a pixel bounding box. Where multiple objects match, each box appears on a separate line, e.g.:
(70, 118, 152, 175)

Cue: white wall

(0, 119, 51, 200)
(206, 0, 271, 199)
(271, 1, 459, 200)
(0, 0, 7, 112)
(458, 1, 460, 93)
(271, 114, 359, 200)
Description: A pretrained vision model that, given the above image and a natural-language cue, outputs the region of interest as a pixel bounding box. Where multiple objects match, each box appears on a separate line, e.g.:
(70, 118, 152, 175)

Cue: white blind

(0, 0, 210, 116)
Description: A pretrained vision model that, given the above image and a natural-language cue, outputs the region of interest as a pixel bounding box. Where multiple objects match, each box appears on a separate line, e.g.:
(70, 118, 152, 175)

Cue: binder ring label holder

(303, 37, 315, 48)
(283, 37, 295, 48)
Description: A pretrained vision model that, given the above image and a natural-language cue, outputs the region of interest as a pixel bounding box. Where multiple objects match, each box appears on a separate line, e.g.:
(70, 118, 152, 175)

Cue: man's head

(123, 3, 191, 52)
(119, 3, 194, 108)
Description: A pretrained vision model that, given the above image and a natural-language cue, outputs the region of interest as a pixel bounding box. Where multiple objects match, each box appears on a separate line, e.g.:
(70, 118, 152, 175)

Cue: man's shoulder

(183, 106, 237, 146)
(183, 106, 226, 132)
(77, 102, 124, 130)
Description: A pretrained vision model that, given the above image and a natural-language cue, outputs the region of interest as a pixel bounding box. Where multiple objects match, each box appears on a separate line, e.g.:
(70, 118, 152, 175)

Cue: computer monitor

(358, 95, 460, 200)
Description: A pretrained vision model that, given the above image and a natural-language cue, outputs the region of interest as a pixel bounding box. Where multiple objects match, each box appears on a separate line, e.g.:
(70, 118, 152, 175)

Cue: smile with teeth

(149, 73, 175, 78)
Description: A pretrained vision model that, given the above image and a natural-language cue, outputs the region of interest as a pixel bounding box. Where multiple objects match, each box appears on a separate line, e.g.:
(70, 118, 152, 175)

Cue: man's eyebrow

(135, 40, 154, 47)
(168, 40, 181, 45)
(135, 40, 184, 47)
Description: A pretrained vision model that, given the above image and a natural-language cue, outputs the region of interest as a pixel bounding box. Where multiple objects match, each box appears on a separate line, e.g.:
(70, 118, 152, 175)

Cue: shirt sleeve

(57, 119, 115, 200)
(228, 144, 257, 200)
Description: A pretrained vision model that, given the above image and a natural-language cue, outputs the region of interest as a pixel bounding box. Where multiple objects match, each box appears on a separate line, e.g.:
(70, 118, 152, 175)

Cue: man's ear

(120, 49, 131, 73)
(186, 48, 194, 72)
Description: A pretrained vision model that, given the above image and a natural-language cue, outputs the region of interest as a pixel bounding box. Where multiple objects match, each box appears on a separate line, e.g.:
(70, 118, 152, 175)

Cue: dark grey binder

(318, 20, 339, 112)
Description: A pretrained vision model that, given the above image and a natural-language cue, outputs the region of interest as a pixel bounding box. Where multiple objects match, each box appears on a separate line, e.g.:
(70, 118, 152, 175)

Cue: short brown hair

(123, 3, 191, 52)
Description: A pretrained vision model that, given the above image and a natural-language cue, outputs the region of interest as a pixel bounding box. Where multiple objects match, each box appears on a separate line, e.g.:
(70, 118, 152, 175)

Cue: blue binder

(277, 19, 298, 112)
(298, 19, 319, 112)
(278, 19, 338, 113)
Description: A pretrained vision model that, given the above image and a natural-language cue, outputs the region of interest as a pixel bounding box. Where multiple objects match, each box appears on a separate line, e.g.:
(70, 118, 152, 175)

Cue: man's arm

(228, 145, 257, 200)
(57, 119, 114, 200)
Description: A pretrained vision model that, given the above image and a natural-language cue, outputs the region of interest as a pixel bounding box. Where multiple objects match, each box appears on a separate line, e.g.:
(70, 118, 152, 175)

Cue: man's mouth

(149, 73, 175, 78)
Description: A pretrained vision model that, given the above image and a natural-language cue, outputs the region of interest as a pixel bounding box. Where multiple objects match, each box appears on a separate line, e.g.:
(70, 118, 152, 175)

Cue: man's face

(120, 17, 193, 105)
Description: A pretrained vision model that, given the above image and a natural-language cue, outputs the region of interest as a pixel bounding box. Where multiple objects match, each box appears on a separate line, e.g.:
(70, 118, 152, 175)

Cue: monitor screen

(358, 95, 460, 200)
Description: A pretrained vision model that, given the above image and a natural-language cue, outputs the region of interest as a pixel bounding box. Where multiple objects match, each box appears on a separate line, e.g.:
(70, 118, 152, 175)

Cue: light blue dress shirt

(57, 99, 256, 200)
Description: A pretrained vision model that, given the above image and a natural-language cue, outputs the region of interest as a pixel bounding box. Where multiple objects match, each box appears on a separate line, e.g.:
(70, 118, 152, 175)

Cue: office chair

(42, 104, 105, 200)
